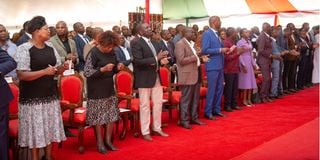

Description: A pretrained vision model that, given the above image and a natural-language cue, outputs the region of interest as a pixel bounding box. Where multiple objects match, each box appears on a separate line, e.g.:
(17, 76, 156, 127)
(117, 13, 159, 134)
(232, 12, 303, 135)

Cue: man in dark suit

(0, 49, 17, 160)
(159, 30, 175, 65)
(257, 23, 273, 103)
(202, 16, 230, 120)
(132, 23, 169, 141)
(175, 27, 206, 129)
(16, 21, 31, 46)
(114, 35, 133, 71)
(73, 22, 89, 72)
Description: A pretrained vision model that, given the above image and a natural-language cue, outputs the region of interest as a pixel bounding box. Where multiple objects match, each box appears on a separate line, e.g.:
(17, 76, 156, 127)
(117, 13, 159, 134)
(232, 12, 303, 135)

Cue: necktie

(147, 40, 158, 70)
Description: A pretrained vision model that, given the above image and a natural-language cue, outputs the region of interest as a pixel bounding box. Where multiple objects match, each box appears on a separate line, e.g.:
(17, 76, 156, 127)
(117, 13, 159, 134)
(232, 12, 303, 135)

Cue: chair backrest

(115, 70, 134, 96)
(59, 73, 83, 105)
(8, 83, 19, 119)
(159, 66, 171, 88)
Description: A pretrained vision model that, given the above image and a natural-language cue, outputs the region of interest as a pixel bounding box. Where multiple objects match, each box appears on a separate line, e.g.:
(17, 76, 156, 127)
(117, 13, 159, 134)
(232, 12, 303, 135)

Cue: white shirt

(184, 38, 200, 66)
(78, 34, 89, 44)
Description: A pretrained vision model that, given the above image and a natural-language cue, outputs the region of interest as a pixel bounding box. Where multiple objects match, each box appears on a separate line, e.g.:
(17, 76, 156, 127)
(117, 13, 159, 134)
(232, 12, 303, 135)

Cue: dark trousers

(297, 55, 308, 88)
(305, 54, 314, 85)
(258, 63, 271, 99)
(0, 104, 9, 160)
(179, 82, 200, 124)
(283, 60, 297, 90)
(224, 73, 238, 108)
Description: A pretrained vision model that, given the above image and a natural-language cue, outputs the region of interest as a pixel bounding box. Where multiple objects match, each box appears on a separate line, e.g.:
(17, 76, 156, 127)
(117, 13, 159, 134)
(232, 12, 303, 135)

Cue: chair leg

(133, 112, 139, 137)
(78, 126, 85, 154)
(168, 106, 173, 120)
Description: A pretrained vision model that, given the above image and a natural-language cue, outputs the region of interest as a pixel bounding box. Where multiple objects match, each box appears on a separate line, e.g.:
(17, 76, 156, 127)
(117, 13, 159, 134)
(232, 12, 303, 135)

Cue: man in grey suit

(50, 21, 78, 64)
(257, 23, 274, 103)
(175, 27, 206, 129)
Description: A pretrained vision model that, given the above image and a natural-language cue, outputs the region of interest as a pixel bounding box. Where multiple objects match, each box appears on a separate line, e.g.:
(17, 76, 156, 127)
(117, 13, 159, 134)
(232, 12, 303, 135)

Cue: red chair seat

(9, 119, 18, 137)
(200, 87, 207, 97)
(163, 91, 181, 105)
(118, 98, 140, 111)
(62, 107, 86, 124)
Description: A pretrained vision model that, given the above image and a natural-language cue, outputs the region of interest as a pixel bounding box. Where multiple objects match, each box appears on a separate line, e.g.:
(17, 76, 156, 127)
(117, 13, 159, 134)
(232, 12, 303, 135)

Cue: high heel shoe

(97, 144, 107, 154)
(243, 100, 252, 107)
(105, 142, 118, 151)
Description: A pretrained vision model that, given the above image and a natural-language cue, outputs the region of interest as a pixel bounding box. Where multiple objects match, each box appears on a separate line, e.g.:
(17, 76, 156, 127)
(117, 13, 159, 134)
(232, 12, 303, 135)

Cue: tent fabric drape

(163, 0, 208, 19)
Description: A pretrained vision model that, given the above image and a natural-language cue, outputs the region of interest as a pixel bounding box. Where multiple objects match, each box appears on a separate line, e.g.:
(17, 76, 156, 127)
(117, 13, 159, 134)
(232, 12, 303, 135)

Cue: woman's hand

(242, 66, 248, 73)
(101, 63, 115, 72)
(43, 65, 57, 75)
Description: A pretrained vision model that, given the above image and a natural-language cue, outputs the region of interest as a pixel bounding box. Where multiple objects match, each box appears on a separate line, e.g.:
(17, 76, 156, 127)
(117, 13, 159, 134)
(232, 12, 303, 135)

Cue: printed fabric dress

(15, 42, 66, 148)
(84, 47, 120, 126)
(237, 38, 258, 89)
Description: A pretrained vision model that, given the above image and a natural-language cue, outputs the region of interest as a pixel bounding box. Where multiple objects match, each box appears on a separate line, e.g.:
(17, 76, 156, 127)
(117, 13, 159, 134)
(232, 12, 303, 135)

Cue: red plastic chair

(59, 73, 86, 154)
(8, 83, 19, 160)
(115, 69, 140, 137)
(160, 66, 181, 120)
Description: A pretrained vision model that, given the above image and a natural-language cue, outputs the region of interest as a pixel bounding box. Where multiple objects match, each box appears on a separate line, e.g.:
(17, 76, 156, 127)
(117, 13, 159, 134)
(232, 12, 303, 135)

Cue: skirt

(86, 96, 120, 126)
(18, 99, 66, 148)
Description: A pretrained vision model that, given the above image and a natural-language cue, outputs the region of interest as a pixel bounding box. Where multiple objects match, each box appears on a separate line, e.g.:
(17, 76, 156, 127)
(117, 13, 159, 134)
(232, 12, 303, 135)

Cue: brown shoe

(152, 130, 169, 137)
(142, 134, 153, 141)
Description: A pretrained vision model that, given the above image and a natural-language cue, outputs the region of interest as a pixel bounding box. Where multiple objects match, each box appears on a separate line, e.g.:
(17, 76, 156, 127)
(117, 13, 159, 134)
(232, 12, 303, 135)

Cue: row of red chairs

(8, 65, 208, 157)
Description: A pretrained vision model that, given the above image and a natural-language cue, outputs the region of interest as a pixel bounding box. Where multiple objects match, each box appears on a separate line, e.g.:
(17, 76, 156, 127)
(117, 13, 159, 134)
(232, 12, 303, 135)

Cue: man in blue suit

(73, 22, 89, 72)
(0, 49, 17, 160)
(202, 16, 230, 120)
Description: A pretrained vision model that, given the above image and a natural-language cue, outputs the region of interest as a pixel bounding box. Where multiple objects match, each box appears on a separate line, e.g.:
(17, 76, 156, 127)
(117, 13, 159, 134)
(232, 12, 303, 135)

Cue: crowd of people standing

(0, 15, 319, 160)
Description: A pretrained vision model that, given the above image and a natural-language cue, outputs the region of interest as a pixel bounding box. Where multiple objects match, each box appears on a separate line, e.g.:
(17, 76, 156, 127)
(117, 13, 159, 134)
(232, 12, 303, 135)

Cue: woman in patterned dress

(15, 16, 69, 160)
(84, 31, 123, 154)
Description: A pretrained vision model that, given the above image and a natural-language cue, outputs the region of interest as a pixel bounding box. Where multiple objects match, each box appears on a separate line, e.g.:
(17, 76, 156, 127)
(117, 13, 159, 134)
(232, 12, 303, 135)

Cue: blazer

(257, 32, 272, 65)
(0, 49, 17, 108)
(158, 39, 175, 65)
(114, 46, 132, 66)
(175, 38, 199, 85)
(74, 34, 89, 71)
(132, 37, 161, 88)
(16, 33, 30, 46)
(50, 35, 78, 63)
(201, 29, 224, 71)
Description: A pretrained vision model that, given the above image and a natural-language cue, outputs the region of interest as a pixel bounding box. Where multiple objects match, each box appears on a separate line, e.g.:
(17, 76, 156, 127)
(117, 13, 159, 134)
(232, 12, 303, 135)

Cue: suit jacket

(201, 29, 224, 71)
(132, 37, 161, 88)
(74, 34, 89, 71)
(50, 35, 78, 63)
(257, 32, 272, 65)
(114, 46, 132, 66)
(16, 33, 30, 46)
(0, 49, 17, 108)
(175, 38, 199, 85)
(158, 39, 175, 65)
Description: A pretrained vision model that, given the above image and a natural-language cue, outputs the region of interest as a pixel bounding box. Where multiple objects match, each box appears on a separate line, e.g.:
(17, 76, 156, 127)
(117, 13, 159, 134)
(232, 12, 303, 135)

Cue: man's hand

(201, 55, 210, 63)
(221, 48, 230, 53)
(160, 58, 169, 65)
(157, 50, 168, 60)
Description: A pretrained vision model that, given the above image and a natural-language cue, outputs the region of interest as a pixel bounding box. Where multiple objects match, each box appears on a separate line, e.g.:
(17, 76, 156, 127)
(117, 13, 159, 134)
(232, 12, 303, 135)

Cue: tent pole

(145, 0, 150, 24)
(186, 18, 189, 27)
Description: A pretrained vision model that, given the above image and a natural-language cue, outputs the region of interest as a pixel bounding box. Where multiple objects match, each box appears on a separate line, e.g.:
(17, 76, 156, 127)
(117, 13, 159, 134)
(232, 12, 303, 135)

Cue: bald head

(73, 22, 85, 34)
(56, 21, 68, 37)
(183, 27, 195, 41)
(209, 16, 221, 30)
(262, 22, 271, 34)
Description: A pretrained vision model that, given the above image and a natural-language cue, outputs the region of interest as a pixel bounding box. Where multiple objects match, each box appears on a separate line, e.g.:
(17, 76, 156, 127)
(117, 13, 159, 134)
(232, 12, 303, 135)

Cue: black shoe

(224, 107, 233, 112)
(97, 144, 107, 154)
(213, 112, 226, 117)
(64, 128, 76, 137)
(190, 119, 206, 125)
(231, 106, 242, 110)
(179, 123, 192, 129)
(204, 114, 216, 120)
(105, 143, 118, 151)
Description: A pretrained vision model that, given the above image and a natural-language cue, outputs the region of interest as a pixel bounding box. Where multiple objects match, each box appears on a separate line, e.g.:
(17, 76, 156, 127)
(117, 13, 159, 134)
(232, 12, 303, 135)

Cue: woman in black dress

(84, 31, 123, 154)
(15, 16, 69, 160)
